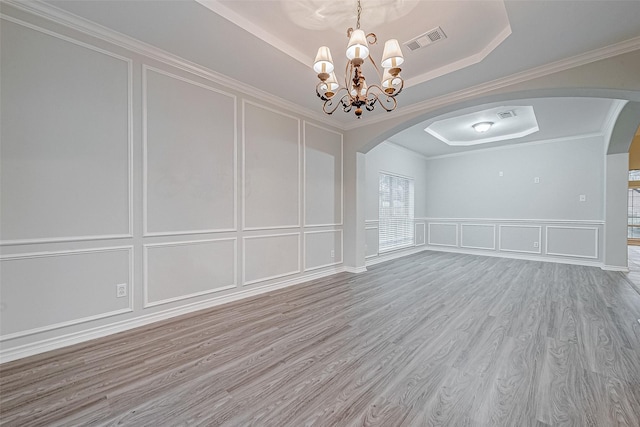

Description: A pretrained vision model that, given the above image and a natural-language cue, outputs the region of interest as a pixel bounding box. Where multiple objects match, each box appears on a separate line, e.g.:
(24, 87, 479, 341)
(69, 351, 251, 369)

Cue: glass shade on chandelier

(312, 0, 405, 118)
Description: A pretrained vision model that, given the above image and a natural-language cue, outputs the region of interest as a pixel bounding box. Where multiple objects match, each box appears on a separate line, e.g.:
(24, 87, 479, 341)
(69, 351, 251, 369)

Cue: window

(379, 173, 415, 252)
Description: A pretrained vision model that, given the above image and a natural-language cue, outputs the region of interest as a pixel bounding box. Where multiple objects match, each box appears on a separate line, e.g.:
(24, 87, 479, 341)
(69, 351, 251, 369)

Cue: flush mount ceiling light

(472, 121, 494, 133)
(313, 0, 405, 118)
(425, 106, 539, 146)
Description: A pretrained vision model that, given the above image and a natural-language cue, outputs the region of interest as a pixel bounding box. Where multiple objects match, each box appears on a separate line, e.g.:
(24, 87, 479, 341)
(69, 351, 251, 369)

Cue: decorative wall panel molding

(243, 233, 301, 285)
(143, 238, 237, 308)
(0, 247, 133, 340)
(304, 229, 343, 271)
(0, 17, 133, 245)
(428, 223, 458, 247)
(460, 224, 496, 250)
(422, 218, 602, 264)
(545, 226, 598, 259)
(304, 122, 343, 227)
(498, 225, 542, 254)
(243, 101, 301, 230)
(365, 226, 379, 259)
(143, 66, 237, 236)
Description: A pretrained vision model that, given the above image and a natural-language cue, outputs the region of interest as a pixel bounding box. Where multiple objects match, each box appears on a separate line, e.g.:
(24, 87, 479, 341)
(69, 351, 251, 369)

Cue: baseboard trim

(602, 265, 630, 272)
(420, 245, 604, 268)
(0, 266, 345, 364)
(366, 246, 431, 267)
(344, 266, 367, 274)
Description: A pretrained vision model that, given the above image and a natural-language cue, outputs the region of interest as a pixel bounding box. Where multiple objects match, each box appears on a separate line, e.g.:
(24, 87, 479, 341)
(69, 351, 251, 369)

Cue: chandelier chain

(356, 0, 361, 29)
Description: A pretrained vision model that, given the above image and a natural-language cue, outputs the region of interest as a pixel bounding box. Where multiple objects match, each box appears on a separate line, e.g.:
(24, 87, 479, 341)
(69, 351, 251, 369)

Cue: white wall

(0, 8, 343, 361)
(364, 142, 429, 262)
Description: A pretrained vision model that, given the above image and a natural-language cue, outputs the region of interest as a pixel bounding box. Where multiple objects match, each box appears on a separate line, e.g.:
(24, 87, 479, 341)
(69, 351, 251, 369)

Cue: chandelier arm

(391, 78, 404, 97)
(364, 85, 397, 112)
(366, 33, 377, 45)
(321, 89, 350, 115)
(315, 81, 331, 101)
(365, 95, 377, 111)
(377, 93, 398, 112)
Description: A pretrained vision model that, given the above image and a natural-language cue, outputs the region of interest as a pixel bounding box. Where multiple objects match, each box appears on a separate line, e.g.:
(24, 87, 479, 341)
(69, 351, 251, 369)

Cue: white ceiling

(44, 0, 640, 151)
(197, 0, 511, 88)
(388, 97, 624, 157)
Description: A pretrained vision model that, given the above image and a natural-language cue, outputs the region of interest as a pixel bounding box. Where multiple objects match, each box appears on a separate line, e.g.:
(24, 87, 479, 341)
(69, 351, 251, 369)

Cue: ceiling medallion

(313, 0, 405, 118)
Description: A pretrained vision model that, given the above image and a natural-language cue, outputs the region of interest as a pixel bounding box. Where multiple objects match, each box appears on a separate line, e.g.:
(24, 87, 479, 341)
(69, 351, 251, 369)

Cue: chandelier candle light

(313, 0, 405, 118)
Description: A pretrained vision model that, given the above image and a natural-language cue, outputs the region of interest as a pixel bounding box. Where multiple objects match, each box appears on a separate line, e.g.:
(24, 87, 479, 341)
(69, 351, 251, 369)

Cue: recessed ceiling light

(472, 122, 493, 133)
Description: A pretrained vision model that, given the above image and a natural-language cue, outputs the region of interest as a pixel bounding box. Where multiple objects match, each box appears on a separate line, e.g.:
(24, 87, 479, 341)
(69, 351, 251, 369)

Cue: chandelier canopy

(313, 0, 405, 118)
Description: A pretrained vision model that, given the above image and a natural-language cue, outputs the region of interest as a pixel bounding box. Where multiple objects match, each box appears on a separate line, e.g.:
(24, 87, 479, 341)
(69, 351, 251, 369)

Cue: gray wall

(424, 135, 605, 220)
(364, 142, 429, 261)
(363, 134, 607, 266)
(422, 134, 606, 264)
(0, 9, 343, 361)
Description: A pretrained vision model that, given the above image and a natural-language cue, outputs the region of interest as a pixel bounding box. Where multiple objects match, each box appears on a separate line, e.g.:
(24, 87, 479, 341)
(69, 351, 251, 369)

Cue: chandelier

(313, 0, 405, 118)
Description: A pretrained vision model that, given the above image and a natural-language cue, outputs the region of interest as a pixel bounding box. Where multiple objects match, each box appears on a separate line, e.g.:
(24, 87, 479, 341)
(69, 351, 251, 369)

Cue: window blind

(379, 173, 415, 252)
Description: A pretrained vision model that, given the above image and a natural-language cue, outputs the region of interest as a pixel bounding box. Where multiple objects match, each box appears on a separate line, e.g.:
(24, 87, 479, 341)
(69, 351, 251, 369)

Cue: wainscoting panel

(461, 224, 496, 250)
(243, 233, 301, 285)
(144, 66, 236, 236)
(304, 230, 343, 271)
(0, 247, 133, 339)
(499, 225, 542, 254)
(144, 239, 237, 307)
(415, 223, 426, 246)
(243, 101, 300, 230)
(428, 223, 458, 247)
(365, 226, 379, 258)
(304, 122, 343, 227)
(546, 226, 598, 259)
(0, 18, 131, 244)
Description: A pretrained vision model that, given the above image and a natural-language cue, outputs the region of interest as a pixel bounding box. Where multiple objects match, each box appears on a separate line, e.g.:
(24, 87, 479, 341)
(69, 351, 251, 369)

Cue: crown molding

(344, 36, 640, 131)
(2, 0, 340, 130)
(423, 131, 605, 160)
(4, 0, 639, 135)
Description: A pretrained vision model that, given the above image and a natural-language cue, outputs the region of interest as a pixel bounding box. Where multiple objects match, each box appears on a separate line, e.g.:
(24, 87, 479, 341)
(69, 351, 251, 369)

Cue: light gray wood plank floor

(1, 251, 640, 426)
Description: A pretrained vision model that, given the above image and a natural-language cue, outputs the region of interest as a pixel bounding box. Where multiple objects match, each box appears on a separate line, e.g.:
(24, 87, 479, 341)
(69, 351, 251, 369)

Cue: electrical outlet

(533, 242, 539, 248)
(330, 249, 335, 258)
(579, 195, 586, 202)
(534, 177, 540, 184)
(499, 171, 503, 177)
(116, 283, 127, 298)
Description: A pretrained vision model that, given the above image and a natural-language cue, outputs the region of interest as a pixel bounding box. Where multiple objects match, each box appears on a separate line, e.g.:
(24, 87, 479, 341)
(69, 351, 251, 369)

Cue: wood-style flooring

(1, 251, 640, 426)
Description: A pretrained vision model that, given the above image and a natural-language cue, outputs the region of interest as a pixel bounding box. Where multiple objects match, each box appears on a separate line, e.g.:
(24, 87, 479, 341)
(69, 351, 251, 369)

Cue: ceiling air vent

(404, 27, 447, 52)
(497, 110, 517, 119)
